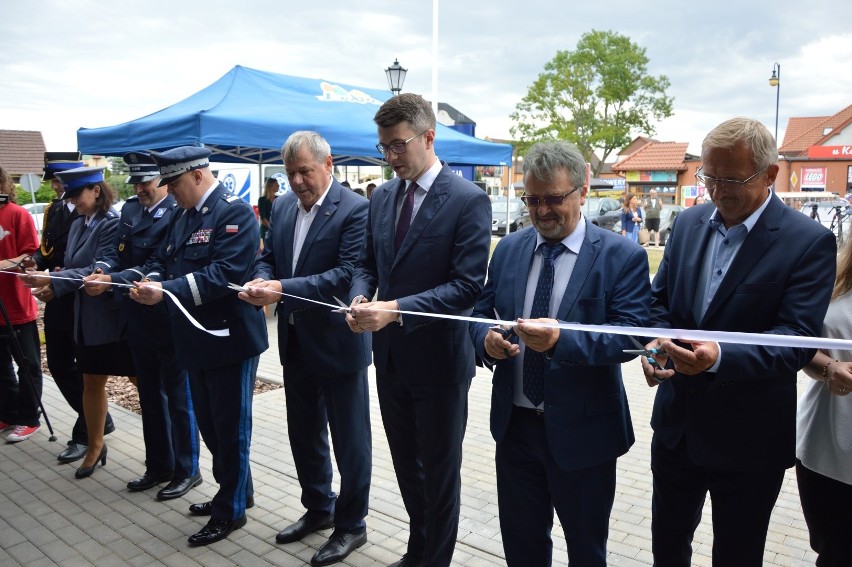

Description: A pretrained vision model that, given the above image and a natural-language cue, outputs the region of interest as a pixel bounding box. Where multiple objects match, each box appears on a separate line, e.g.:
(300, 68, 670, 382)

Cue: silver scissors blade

(227, 282, 248, 292)
(332, 296, 351, 313)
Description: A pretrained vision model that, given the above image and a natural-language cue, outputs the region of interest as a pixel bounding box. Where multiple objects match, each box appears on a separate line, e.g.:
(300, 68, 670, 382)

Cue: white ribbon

(4, 270, 228, 337)
(9, 269, 851, 351)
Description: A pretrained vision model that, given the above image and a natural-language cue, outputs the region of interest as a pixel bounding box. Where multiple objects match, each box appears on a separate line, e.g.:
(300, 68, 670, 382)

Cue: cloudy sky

(3, 0, 851, 159)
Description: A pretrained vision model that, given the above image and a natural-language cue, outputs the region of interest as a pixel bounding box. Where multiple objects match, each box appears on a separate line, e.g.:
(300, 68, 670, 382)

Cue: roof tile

(0, 130, 47, 177)
(611, 142, 689, 172)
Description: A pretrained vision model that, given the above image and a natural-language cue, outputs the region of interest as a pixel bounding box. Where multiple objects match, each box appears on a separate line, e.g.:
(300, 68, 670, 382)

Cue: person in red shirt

(0, 166, 43, 443)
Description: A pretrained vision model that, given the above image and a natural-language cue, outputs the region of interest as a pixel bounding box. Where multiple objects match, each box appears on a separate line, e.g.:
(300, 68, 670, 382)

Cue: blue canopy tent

(76, 65, 512, 167)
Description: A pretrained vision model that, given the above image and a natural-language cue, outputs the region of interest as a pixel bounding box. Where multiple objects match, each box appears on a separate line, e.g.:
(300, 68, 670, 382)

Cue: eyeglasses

(520, 187, 580, 207)
(376, 131, 427, 156)
(695, 167, 763, 191)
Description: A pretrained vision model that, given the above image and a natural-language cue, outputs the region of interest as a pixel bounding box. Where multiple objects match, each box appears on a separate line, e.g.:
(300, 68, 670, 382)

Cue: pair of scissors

(332, 296, 351, 313)
(490, 308, 517, 357)
(624, 336, 664, 372)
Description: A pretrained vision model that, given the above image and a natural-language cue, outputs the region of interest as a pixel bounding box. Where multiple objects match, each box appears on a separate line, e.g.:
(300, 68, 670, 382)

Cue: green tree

(107, 157, 133, 200)
(510, 30, 674, 176)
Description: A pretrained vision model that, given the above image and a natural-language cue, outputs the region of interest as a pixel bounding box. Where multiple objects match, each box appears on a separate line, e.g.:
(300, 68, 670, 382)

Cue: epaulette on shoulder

(126, 195, 139, 201)
(107, 210, 118, 219)
(223, 194, 241, 203)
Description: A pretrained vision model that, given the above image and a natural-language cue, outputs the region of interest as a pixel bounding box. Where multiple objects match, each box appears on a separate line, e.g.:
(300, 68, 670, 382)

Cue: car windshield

(492, 200, 522, 214)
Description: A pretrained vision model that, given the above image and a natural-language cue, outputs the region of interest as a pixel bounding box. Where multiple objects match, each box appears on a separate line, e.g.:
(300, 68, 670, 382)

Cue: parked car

(492, 198, 531, 236)
(612, 204, 684, 245)
(585, 197, 623, 231)
(22, 202, 50, 232)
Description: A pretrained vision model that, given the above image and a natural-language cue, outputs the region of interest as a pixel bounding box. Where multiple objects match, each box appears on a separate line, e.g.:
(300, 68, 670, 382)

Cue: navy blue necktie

(395, 183, 417, 254)
(523, 242, 566, 407)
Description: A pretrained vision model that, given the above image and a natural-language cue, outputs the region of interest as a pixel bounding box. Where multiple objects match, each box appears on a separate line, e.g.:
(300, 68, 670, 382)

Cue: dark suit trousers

(284, 331, 371, 531)
(496, 406, 615, 567)
(188, 358, 256, 521)
(44, 294, 87, 442)
(796, 460, 852, 566)
(377, 371, 469, 567)
(651, 437, 785, 566)
(130, 339, 199, 479)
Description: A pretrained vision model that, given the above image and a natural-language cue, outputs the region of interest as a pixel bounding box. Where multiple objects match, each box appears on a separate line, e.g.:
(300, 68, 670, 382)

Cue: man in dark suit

(131, 147, 268, 546)
(29, 152, 115, 463)
(469, 140, 649, 566)
(238, 131, 371, 566)
(347, 93, 492, 567)
(643, 117, 837, 566)
(83, 152, 200, 501)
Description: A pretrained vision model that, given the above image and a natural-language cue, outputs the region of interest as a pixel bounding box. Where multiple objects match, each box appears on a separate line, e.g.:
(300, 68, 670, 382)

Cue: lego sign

(808, 145, 852, 159)
(800, 167, 827, 188)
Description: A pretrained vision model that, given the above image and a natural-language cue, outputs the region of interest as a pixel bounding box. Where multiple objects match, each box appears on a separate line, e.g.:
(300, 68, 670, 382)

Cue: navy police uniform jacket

(50, 209, 121, 346)
(101, 195, 179, 343)
(32, 198, 79, 270)
(140, 183, 268, 370)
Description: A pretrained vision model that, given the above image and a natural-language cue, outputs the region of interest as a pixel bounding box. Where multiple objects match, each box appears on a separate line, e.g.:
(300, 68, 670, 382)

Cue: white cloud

(1, 0, 850, 158)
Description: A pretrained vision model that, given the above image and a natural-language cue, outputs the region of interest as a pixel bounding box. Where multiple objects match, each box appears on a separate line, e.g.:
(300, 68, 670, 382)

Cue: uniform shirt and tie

(513, 217, 586, 409)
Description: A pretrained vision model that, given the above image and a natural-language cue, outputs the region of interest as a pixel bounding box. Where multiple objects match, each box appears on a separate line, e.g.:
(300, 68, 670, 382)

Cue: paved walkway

(0, 312, 817, 566)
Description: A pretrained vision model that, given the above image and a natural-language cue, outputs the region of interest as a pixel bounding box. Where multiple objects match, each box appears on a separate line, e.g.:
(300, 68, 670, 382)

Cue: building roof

(616, 136, 658, 160)
(611, 142, 690, 172)
(0, 130, 47, 177)
(780, 104, 852, 155)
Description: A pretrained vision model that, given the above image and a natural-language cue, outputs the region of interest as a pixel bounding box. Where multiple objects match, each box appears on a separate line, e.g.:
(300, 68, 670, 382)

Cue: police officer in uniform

(131, 147, 267, 546)
(83, 152, 201, 500)
(28, 152, 115, 463)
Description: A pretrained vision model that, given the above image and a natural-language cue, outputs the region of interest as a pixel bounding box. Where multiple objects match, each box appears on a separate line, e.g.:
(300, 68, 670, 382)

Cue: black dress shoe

(388, 554, 423, 567)
(276, 512, 335, 544)
(187, 516, 246, 546)
(127, 470, 173, 492)
(188, 496, 254, 516)
(157, 473, 202, 500)
(58, 441, 88, 463)
(311, 529, 367, 566)
(75, 445, 108, 479)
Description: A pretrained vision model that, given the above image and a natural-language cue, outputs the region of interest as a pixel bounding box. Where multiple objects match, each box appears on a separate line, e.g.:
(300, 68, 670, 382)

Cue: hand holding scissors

(624, 337, 669, 385)
(486, 308, 519, 360)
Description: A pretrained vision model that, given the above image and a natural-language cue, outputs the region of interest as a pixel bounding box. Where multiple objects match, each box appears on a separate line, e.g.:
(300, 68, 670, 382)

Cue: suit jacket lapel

(557, 221, 599, 316)
(701, 196, 781, 324)
(385, 179, 404, 265)
(294, 183, 340, 275)
(279, 197, 299, 279)
(513, 231, 538, 317)
(131, 207, 152, 235)
(394, 167, 451, 262)
(65, 218, 84, 263)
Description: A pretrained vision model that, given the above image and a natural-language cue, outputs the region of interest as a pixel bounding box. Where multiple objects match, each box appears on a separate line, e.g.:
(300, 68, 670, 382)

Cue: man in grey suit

(347, 93, 492, 567)
(239, 131, 371, 566)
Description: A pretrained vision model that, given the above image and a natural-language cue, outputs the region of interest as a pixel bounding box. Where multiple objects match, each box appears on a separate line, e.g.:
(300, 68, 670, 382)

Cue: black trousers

(0, 321, 43, 426)
(796, 460, 852, 567)
(43, 295, 86, 441)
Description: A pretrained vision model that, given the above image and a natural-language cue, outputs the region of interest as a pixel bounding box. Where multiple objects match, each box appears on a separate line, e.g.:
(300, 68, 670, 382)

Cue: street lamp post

(769, 62, 781, 144)
(384, 58, 407, 96)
